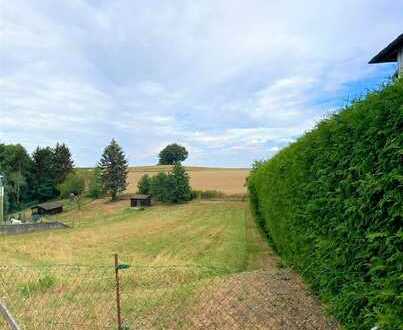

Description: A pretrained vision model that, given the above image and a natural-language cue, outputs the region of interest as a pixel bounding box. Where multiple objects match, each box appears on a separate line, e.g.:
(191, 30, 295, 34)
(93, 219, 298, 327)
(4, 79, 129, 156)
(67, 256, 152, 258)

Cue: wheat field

(126, 166, 249, 195)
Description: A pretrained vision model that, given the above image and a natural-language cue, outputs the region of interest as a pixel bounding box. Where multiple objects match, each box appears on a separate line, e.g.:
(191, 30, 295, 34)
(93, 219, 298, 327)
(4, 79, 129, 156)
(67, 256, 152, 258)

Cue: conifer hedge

(248, 80, 402, 329)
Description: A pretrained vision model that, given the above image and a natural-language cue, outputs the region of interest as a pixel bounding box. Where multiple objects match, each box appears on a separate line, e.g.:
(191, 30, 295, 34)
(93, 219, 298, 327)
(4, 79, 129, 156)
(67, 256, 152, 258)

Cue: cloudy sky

(1, 1, 402, 167)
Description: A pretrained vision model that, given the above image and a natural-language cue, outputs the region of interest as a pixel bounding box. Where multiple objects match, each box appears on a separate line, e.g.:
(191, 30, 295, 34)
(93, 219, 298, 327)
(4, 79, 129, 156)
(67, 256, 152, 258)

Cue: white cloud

(0, 0, 401, 167)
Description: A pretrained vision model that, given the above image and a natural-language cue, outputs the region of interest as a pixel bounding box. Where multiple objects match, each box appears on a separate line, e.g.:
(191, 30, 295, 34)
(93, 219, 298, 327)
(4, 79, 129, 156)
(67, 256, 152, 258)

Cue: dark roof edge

(131, 194, 151, 199)
(33, 201, 63, 210)
(369, 34, 403, 64)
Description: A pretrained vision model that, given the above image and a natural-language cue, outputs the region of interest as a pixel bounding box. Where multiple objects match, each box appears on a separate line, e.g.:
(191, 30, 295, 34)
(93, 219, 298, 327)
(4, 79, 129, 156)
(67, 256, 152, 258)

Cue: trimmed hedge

(248, 80, 402, 329)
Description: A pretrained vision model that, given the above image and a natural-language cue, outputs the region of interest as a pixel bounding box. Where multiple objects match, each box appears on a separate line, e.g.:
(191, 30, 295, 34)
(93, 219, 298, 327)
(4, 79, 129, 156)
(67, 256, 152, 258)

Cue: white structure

(0, 174, 4, 224)
(369, 34, 403, 77)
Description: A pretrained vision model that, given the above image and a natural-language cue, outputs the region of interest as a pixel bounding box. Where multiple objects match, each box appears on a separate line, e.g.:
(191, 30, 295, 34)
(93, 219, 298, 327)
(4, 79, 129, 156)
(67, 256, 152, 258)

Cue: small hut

(130, 195, 152, 208)
(369, 33, 403, 77)
(32, 201, 63, 216)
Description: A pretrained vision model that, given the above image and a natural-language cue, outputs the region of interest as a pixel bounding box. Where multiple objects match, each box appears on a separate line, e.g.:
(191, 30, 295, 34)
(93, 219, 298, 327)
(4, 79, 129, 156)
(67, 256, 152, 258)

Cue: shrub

(137, 174, 151, 195)
(87, 168, 103, 199)
(150, 172, 172, 202)
(149, 163, 192, 203)
(191, 190, 225, 199)
(58, 172, 85, 198)
(248, 80, 403, 330)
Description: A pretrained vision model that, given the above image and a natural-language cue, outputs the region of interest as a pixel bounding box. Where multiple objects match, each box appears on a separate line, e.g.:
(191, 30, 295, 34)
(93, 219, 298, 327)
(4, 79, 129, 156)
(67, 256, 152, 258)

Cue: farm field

(0, 199, 337, 329)
(79, 166, 249, 195)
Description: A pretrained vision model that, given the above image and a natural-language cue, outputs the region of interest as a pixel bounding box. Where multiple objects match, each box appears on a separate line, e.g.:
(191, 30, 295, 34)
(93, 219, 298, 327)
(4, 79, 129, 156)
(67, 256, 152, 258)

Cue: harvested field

(126, 166, 249, 195)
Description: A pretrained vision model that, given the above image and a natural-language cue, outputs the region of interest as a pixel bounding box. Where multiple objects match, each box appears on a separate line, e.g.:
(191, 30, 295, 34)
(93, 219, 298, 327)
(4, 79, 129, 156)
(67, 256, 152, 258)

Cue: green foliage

(149, 163, 192, 203)
(53, 143, 74, 184)
(58, 172, 85, 198)
(150, 172, 172, 202)
(20, 275, 56, 298)
(0, 143, 33, 212)
(137, 174, 152, 195)
(248, 80, 403, 330)
(32, 146, 58, 201)
(87, 167, 104, 199)
(98, 139, 128, 201)
(0, 142, 74, 213)
(158, 143, 188, 165)
(168, 162, 192, 203)
(191, 190, 225, 199)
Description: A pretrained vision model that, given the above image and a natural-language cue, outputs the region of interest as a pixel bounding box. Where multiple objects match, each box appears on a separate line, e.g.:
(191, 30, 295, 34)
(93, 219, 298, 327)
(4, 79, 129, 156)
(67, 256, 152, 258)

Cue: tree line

(137, 162, 192, 203)
(75, 140, 191, 203)
(0, 139, 192, 214)
(0, 143, 73, 212)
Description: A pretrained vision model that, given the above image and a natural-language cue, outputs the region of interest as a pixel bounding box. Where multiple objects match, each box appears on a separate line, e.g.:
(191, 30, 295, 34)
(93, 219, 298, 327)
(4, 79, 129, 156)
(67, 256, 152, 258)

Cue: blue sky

(1, 1, 402, 167)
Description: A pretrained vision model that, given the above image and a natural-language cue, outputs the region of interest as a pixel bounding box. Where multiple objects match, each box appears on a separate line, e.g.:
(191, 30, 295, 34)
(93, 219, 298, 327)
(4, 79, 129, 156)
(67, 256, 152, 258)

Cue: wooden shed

(32, 201, 64, 216)
(130, 195, 152, 208)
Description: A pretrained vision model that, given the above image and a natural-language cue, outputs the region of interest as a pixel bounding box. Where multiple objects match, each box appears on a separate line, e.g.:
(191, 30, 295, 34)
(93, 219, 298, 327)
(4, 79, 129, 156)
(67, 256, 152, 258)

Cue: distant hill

(78, 165, 250, 195)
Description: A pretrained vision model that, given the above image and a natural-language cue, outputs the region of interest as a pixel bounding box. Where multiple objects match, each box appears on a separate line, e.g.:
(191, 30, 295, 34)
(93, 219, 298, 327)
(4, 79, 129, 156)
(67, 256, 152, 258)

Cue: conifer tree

(53, 143, 74, 184)
(168, 162, 191, 203)
(98, 139, 128, 201)
(32, 146, 57, 201)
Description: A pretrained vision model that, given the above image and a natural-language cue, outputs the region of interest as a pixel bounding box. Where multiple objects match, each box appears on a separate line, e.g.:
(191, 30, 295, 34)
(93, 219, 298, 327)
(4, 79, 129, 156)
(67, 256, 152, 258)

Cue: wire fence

(0, 255, 339, 330)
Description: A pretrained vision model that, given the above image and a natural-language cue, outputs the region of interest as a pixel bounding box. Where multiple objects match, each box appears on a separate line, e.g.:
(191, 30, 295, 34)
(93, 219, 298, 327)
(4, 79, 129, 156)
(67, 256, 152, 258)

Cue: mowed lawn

(0, 200, 271, 329)
(0, 199, 264, 271)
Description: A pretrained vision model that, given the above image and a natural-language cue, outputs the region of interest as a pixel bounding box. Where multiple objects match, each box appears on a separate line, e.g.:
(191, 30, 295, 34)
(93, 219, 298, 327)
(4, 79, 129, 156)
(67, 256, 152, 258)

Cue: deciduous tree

(158, 144, 188, 165)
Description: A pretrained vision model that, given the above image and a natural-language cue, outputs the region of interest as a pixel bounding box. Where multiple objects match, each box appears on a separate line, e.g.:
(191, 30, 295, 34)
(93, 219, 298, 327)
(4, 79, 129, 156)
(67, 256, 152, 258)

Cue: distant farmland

(126, 166, 249, 195)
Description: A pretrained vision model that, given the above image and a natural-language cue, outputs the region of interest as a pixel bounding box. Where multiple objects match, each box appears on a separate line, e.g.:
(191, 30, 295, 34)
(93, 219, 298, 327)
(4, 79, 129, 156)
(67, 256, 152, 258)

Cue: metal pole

(0, 185, 4, 224)
(0, 301, 21, 330)
(114, 254, 122, 330)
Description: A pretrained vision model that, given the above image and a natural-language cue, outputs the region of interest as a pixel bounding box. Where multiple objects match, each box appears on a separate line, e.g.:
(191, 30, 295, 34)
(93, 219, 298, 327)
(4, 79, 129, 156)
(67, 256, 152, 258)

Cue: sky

(1, 1, 402, 167)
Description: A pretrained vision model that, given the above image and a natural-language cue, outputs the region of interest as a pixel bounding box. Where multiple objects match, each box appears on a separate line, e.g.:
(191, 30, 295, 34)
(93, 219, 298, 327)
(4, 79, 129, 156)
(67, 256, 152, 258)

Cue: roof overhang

(131, 194, 151, 200)
(32, 201, 63, 210)
(369, 34, 403, 64)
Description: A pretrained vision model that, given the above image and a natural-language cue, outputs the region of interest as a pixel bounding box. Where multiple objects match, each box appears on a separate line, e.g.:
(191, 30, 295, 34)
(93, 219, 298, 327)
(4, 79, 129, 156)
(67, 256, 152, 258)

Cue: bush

(137, 174, 151, 195)
(58, 172, 85, 198)
(191, 190, 225, 199)
(149, 163, 192, 203)
(87, 168, 103, 199)
(150, 172, 172, 202)
(248, 80, 403, 330)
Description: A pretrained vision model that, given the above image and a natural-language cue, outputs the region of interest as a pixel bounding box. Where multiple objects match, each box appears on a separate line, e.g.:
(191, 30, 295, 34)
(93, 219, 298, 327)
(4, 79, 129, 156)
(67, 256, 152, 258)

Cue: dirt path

(188, 269, 339, 330)
(187, 209, 340, 329)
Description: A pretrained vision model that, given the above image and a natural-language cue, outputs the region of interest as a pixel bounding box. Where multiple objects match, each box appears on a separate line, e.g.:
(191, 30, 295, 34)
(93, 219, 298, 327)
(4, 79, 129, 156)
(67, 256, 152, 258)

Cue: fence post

(114, 254, 122, 330)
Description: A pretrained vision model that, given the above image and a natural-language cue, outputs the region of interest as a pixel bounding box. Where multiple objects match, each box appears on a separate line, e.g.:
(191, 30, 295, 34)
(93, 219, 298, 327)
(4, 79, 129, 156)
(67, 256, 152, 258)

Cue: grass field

(0, 200, 259, 268)
(0, 199, 338, 329)
(0, 199, 269, 329)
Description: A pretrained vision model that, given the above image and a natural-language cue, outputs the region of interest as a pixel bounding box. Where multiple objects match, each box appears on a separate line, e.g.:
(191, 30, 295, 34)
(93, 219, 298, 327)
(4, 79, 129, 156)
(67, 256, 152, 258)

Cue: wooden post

(0, 301, 21, 330)
(114, 254, 122, 330)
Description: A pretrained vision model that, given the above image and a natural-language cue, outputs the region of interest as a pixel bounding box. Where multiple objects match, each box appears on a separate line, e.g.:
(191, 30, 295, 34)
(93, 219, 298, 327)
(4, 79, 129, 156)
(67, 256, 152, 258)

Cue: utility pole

(0, 174, 4, 223)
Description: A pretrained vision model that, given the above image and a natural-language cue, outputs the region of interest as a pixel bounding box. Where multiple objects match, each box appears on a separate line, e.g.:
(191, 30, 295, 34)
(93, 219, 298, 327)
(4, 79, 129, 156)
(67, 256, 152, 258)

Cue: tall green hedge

(248, 80, 402, 330)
